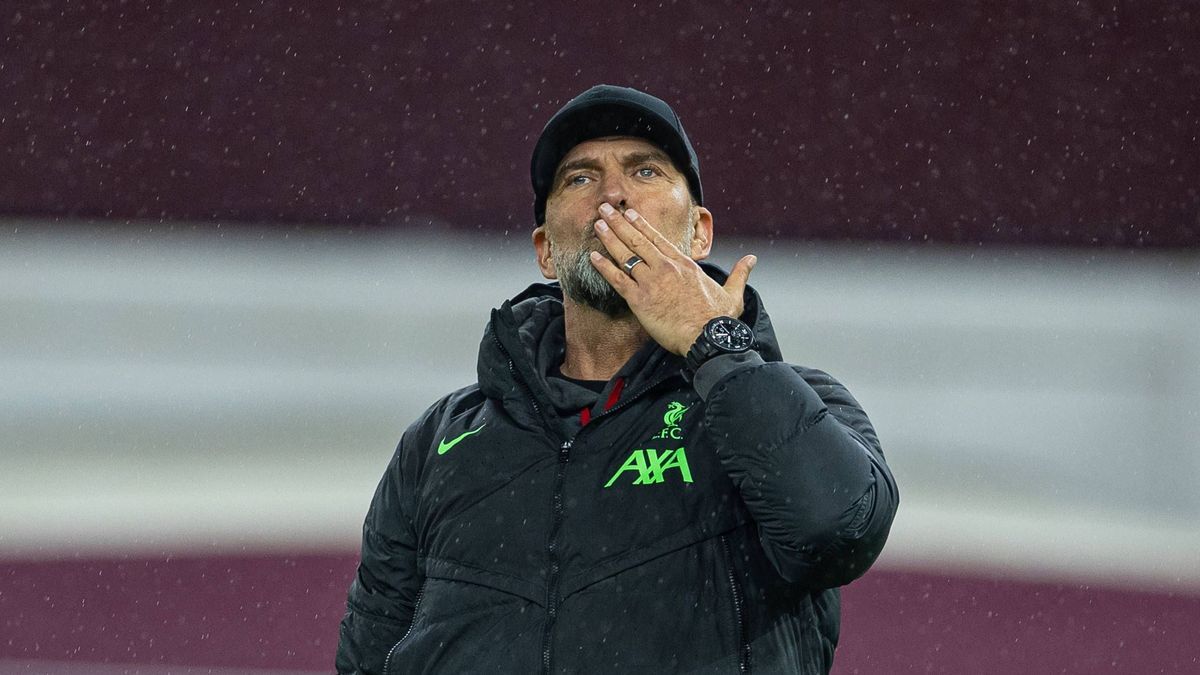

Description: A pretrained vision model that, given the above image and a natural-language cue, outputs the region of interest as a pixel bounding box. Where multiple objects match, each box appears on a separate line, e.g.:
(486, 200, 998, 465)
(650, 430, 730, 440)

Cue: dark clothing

(547, 365, 607, 394)
(336, 266, 898, 674)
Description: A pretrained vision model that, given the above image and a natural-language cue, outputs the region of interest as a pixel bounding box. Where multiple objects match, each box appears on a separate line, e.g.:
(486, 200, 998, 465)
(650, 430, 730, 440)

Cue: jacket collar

(477, 262, 784, 432)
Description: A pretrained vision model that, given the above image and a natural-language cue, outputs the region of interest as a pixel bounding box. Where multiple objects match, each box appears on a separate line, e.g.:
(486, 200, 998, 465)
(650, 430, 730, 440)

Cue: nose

(597, 172, 629, 213)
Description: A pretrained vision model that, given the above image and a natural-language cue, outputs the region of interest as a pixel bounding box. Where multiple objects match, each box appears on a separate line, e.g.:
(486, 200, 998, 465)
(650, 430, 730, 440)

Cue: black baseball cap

(530, 84, 703, 225)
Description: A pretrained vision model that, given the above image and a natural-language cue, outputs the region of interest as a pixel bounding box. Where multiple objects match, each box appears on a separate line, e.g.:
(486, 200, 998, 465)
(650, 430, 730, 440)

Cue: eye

(566, 174, 592, 187)
(636, 166, 661, 178)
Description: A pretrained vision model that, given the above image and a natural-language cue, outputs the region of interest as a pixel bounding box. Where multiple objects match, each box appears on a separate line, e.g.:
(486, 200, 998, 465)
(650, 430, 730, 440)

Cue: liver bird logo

(663, 401, 689, 428)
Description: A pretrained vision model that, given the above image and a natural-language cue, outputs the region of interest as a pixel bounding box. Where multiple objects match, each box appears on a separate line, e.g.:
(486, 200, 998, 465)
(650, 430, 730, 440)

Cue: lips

(584, 232, 616, 264)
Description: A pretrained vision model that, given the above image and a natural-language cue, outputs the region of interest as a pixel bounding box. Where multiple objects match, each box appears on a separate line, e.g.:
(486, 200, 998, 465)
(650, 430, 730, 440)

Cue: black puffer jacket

(336, 267, 898, 674)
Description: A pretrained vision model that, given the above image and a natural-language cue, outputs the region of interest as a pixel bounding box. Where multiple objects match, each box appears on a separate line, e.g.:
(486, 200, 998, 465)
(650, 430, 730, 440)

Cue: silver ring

(622, 255, 644, 276)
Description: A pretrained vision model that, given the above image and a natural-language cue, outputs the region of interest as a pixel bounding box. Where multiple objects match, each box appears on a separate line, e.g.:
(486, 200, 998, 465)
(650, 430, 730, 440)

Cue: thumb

(722, 254, 757, 304)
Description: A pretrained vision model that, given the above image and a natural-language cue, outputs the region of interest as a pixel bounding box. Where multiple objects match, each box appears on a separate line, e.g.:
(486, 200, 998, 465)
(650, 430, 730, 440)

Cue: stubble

(551, 217, 695, 318)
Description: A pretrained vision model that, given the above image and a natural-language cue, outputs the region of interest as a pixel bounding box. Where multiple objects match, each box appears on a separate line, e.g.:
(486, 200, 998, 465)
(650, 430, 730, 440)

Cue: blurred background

(2, 1, 1198, 673)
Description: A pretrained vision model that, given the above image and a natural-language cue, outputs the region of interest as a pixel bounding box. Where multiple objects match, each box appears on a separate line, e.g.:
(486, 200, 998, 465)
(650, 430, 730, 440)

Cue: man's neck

(558, 300, 649, 381)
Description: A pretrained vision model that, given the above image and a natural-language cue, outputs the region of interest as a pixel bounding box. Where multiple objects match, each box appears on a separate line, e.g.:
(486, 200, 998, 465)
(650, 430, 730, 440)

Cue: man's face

(533, 136, 711, 317)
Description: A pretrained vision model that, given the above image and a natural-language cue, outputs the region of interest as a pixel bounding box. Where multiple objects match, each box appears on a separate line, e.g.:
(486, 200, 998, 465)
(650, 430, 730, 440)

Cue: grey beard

(556, 244, 631, 318)
(552, 222, 694, 319)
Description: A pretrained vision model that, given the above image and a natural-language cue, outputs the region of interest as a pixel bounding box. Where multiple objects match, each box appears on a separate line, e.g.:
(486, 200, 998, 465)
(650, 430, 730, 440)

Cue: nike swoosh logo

(437, 424, 486, 455)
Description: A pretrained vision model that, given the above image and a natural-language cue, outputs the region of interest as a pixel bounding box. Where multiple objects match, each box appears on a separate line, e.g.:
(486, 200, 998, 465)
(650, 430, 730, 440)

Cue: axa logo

(603, 448, 693, 488)
(650, 400, 689, 441)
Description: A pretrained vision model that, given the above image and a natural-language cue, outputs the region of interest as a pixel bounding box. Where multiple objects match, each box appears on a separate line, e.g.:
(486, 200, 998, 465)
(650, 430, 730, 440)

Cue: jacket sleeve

(335, 428, 424, 674)
(695, 352, 899, 589)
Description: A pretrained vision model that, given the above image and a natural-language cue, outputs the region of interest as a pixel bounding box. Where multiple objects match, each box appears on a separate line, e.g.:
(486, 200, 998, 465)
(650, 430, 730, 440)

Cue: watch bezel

(684, 315, 755, 378)
(704, 316, 754, 352)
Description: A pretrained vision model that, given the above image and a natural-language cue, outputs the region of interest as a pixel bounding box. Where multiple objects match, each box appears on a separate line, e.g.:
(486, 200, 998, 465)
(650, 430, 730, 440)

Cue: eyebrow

(623, 149, 674, 167)
(553, 148, 676, 185)
(553, 158, 603, 185)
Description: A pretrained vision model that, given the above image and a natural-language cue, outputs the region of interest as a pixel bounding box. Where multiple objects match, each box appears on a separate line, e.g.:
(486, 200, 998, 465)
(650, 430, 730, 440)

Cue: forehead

(558, 136, 670, 166)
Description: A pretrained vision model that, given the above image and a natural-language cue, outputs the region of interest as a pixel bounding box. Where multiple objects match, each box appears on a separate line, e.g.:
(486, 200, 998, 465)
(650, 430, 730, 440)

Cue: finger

(589, 250, 639, 293)
(592, 218, 642, 272)
(622, 207, 687, 261)
(599, 202, 660, 261)
(722, 254, 758, 299)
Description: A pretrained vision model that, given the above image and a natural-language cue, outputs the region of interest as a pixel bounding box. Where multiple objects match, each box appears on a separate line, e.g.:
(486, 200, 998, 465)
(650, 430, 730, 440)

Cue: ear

(532, 225, 557, 279)
(689, 206, 714, 261)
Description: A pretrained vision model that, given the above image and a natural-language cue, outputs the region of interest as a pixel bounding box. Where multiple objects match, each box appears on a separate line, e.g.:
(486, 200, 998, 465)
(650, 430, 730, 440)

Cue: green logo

(664, 401, 688, 426)
(604, 448, 693, 488)
(604, 401, 695, 488)
(652, 401, 689, 440)
(437, 424, 486, 455)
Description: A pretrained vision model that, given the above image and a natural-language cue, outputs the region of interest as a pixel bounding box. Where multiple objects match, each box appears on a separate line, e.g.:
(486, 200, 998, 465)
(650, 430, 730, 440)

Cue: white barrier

(2, 222, 1198, 591)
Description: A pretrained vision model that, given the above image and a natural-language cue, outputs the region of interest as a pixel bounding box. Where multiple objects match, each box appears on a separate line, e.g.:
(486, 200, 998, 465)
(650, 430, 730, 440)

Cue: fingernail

(749, 255, 758, 268)
(589, 251, 602, 260)
(599, 203, 615, 216)
(624, 208, 639, 222)
(594, 219, 608, 232)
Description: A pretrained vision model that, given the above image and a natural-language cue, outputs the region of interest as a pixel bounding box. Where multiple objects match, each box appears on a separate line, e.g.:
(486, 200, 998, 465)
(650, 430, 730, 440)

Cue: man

(336, 84, 898, 674)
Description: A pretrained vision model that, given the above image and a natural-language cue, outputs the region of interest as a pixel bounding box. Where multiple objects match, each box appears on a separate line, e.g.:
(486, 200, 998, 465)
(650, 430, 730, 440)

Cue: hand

(588, 202, 757, 356)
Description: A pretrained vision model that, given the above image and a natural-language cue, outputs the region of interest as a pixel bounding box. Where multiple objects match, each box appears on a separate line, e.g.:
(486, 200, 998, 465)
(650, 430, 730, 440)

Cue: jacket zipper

(488, 330, 565, 673)
(383, 578, 426, 675)
(493, 326, 680, 673)
(720, 534, 751, 673)
(538, 379, 672, 673)
(541, 438, 572, 674)
(586, 376, 674, 423)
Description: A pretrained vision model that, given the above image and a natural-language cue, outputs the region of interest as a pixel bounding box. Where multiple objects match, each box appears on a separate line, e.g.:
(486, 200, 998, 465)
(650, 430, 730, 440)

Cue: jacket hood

(477, 261, 783, 434)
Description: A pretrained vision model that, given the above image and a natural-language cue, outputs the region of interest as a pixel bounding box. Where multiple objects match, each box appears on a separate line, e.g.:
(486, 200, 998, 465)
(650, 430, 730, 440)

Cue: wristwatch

(684, 316, 755, 374)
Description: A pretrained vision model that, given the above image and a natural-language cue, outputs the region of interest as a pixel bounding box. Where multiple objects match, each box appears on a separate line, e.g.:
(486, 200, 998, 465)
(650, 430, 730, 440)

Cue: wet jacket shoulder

(698, 354, 896, 589)
(692, 263, 897, 589)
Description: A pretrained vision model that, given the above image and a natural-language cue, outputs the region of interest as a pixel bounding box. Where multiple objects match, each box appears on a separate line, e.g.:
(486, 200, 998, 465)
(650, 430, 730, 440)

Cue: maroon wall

(2, 1, 1197, 246)
(3, 554, 1198, 672)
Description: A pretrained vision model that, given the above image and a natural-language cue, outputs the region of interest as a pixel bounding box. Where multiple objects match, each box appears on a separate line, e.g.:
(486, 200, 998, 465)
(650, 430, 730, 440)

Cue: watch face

(707, 318, 754, 351)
